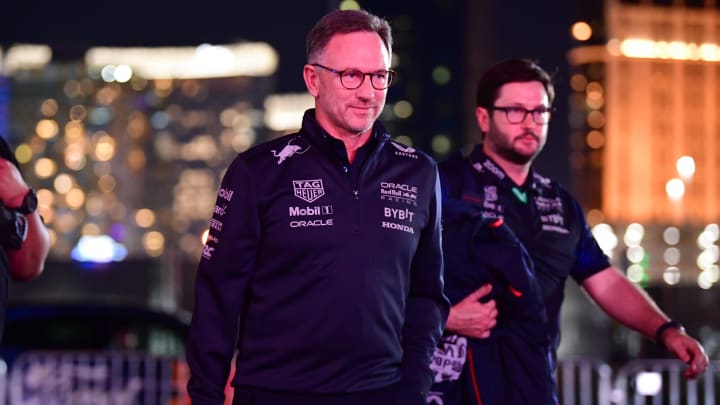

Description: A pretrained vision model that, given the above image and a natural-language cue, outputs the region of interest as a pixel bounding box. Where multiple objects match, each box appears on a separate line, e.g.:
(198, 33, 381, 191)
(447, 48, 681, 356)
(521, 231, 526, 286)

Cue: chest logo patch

(293, 179, 325, 203)
(390, 142, 419, 159)
(271, 137, 310, 164)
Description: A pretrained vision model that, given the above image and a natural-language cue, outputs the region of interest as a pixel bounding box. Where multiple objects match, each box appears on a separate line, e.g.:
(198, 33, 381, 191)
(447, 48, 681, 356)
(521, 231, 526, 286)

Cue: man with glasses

(186, 9, 449, 405)
(431, 59, 707, 404)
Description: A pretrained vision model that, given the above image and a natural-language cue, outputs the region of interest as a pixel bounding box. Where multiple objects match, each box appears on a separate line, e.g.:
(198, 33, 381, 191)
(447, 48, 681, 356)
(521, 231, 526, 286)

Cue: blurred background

(1, 0, 719, 395)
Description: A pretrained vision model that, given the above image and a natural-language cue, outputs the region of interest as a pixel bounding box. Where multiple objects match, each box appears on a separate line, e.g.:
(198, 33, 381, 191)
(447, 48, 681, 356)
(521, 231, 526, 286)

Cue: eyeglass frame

(489, 105, 555, 124)
(311, 63, 396, 90)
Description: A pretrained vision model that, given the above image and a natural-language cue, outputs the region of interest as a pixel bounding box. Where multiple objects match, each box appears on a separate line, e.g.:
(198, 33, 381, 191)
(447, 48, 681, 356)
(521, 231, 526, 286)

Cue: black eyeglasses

(490, 106, 554, 124)
(311, 63, 396, 90)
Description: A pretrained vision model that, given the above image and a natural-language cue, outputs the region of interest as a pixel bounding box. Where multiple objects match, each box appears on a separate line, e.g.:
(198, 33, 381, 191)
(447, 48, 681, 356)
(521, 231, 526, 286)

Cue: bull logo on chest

(271, 137, 310, 164)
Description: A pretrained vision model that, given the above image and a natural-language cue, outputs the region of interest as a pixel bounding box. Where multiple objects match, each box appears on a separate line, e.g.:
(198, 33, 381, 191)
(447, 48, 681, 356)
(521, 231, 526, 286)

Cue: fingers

(686, 348, 709, 379)
(673, 340, 709, 380)
(466, 283, 493, 301)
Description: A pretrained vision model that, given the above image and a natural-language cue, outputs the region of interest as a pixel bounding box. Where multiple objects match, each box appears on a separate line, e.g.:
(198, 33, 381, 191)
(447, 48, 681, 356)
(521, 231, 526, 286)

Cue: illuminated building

(568, 0, 719, 289)
(1, 43, 280, 308)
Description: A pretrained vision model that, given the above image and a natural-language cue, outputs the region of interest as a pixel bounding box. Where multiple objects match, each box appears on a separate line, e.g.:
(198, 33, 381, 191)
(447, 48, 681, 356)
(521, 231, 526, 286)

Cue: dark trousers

(233, 384, 397, 405)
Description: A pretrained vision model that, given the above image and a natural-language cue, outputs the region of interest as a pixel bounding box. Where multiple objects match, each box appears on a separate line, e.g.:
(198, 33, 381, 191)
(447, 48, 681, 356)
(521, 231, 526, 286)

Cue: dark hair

(475, 58, 556, 108)
(306, 9, 392, 63)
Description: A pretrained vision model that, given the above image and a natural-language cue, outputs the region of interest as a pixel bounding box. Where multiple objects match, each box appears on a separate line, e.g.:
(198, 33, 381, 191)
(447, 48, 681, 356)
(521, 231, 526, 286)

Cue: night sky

(2, 0, 576, 184)
(2, 2, 336, 92)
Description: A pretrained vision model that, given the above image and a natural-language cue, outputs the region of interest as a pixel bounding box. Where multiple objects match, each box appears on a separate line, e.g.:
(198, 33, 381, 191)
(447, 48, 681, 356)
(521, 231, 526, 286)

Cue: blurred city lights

(431, 134, 452, 156)
(432, 65, 451, 85)
(663, 226, 680, 245)
(592, 223, 619, 256)
(635, 371, 662, 396)
(3, 44, 52, 73)
(393, 100, 414, 119)
(571, 21, 593, 41)
(263, 93, 314, 132)
(663, 247, 680, 266)
(624, 223, 645, 246)
(619, 39, 720, 62)
(665, 178, 685, 201)
(663, 266, 681, 285)
(71, 235, 128, 263)
(676, 156, 695, 181)
(85, 42, 279, 79)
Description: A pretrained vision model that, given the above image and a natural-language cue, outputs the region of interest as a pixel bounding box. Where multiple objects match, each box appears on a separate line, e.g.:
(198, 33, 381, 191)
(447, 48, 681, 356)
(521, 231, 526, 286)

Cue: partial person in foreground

(186, 9, 449, 405)
(430, 58, 708, 405)
(0, 135, 49, 340)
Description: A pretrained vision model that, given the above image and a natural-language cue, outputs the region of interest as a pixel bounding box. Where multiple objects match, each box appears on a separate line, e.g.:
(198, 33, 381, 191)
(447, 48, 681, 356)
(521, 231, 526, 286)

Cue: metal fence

(1, 351, 188, 405)
(0, 352, 717, 404)
(558, 357, 720, 405)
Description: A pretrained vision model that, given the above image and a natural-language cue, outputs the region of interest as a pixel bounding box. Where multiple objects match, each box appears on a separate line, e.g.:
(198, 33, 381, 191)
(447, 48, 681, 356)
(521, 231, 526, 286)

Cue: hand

(0, 158, 29, 206)
(661, 329, 709, 379)
(444, 284, 497, 338)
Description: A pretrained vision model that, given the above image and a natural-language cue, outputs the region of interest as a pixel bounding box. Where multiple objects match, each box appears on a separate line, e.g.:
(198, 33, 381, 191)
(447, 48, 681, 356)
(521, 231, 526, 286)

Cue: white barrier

(558, 357, 614, 405)
(5, 351, 188, 405)
(0, 358, 6, 405)
(557, 358, 720, 405)
(0, 353, 716, 404)
(610, 359, 719, 405)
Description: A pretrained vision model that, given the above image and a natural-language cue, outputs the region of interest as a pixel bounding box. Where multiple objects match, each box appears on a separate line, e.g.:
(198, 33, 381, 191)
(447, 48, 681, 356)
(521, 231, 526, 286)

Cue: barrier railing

(0, 359, 6, 405)
(558, 357, 614, 405)
(0, 352, 716, 404)
(610, 359, 719, 405)
(557, 358, 720, 405)
(4, 351, 188, 405)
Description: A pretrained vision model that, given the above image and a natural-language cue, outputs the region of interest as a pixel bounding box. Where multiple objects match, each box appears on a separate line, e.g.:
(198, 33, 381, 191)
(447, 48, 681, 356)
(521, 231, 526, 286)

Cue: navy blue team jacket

(429, 157, 555, 405)
(431, 146, 611, 404)
(186, 110, 449, 403)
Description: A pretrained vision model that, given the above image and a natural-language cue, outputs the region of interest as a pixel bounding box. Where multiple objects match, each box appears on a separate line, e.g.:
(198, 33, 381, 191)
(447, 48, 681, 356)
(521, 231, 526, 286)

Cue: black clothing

(429, 159, 554, 404)
(0, 136, 21, 339)
(187, 110, 449, 404)
(433, 146, 611, 403)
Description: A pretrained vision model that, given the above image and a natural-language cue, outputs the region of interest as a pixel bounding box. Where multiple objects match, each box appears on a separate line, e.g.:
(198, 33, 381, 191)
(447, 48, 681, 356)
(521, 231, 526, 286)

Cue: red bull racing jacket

(187, 109, 449, 403)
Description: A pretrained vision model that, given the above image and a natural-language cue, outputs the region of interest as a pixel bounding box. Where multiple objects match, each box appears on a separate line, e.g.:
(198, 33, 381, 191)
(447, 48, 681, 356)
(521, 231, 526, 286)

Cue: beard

(485, 123, 545, 165)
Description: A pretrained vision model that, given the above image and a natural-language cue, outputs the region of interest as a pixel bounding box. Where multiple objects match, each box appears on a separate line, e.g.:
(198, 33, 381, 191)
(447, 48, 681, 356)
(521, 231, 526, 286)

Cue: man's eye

(344, 70, 362, 80)
(508, 107, 525, 114)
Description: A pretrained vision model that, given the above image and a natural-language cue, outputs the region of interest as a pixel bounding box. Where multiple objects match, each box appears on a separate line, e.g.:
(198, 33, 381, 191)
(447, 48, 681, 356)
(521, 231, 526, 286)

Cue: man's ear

(303, 64, 320, 97)
(475, 106, 490, 133)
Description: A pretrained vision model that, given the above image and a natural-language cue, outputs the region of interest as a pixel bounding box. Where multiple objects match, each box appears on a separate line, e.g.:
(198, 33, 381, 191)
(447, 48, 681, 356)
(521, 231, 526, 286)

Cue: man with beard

(430, 58, 707, 404)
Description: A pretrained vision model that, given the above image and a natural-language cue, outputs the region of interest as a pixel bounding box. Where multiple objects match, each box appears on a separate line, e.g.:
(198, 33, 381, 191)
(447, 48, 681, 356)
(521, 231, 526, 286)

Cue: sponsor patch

(381, 221, 414, 234)
(390, 142, 418, 159)
(214, 204, 227, 217)
(383, 207, 414, 223)
(289, 205, 334, 216)
(379, 181, 418, 206)
(292, 179, 325, 203)
(271, 137, 310, 164)
(210, 219, 223, 231)
(218, 188, 233, 202)
(430, 334, 468, 383)
(535, 196, 569, 233)
(202, 244, 215, 260)
(290, 219, 334, 228)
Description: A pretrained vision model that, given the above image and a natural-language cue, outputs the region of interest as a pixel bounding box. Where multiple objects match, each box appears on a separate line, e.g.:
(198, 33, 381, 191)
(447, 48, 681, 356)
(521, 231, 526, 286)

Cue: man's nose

(521, 112, 537, 127)
(355, 76, 376, 98)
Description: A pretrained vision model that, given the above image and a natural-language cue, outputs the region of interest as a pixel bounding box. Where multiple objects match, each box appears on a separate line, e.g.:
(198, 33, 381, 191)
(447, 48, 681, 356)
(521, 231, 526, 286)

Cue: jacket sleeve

(399, 167, 450, 400)
(186, 157, 260, 404)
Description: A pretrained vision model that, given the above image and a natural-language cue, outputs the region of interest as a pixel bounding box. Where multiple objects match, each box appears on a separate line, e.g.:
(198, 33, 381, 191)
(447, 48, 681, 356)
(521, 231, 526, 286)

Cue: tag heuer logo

(292, 179, 325, 203)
